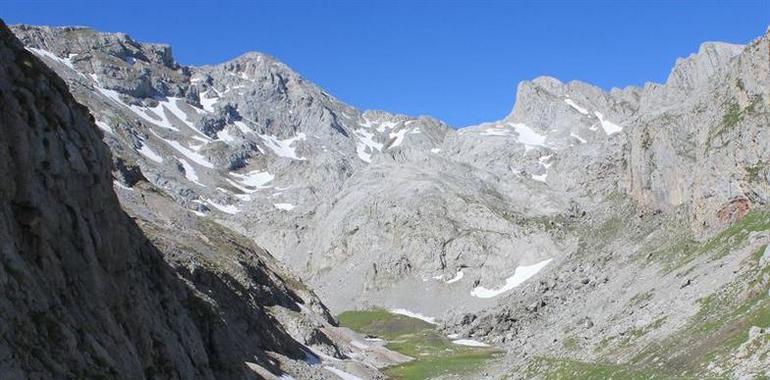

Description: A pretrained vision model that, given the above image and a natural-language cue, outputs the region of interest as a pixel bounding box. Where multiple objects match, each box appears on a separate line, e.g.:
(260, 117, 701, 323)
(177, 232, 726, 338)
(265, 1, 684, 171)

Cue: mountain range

(2, 20, 769, 379)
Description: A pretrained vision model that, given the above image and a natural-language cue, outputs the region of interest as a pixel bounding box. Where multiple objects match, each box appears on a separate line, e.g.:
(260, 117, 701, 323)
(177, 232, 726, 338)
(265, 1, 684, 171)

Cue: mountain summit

(3, 20, 769, 379)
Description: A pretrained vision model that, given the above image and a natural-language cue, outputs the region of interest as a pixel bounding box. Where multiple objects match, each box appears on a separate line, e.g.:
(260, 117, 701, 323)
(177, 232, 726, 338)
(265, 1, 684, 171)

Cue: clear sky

(3, 1, 768, 127)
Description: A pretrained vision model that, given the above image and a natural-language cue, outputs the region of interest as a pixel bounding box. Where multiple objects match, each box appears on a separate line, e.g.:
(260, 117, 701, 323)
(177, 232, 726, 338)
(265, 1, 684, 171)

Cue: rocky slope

(8, 21, 770, 379)
(445, 31, 770, 378)
(0, 20, 403, 380)
(9, 24, 571, 315)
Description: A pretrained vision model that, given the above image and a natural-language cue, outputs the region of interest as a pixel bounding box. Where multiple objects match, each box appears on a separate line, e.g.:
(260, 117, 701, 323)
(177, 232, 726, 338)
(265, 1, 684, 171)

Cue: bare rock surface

(0, 20, 397, 380)
(7, 21, 770, 378)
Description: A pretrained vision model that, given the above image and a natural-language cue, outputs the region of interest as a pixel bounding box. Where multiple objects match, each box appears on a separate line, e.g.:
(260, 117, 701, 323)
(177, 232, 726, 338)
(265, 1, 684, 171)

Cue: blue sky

(3, 1, 768, 127)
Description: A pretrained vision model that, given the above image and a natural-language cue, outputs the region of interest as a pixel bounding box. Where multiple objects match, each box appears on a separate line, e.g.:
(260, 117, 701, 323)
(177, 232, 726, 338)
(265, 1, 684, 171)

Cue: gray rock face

(445, 32, 770, 378)
(0, 21, 390, 380)
(9, 21, 770, 378)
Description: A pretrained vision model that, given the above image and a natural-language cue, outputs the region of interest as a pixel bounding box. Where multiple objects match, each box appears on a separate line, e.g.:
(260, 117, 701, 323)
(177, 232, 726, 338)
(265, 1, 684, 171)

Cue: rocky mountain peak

(0, 19, 405, 379)
(5, 18, 769, 378)
(216, 50, 294, 82)
(666, 40, 744, 92)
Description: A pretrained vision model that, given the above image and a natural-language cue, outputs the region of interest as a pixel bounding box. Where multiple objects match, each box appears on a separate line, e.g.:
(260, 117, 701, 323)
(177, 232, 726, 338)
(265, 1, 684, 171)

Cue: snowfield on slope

(446, 270, 464, 284)
(594, 111, 623, 135)
(259, 133, 307, 160)
(274, 203, 296, 211)
(389, 308, 439, 325)
(564, 98, 589, 114)
(451, 339, 490, 347)
(471, 258, 553, 298)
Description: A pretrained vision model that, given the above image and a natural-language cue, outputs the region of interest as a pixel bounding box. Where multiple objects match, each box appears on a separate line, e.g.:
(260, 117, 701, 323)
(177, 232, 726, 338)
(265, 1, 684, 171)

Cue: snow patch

(509, 123, 547, 147)
(259, 133, 307, 160)
(113, 181, 133, 191)
(564, 98, 589, 115)
(470, 258, 553, 299)
(140, 101, 180, 131)
(445, 270, 464, 284)
(177, 157, 205, 187)
(570, 132, 587, 144)
(160, 97, 212, 138)
(94, 120, 113, 134)
(27, 48, 79, 73)
(594, 111, 623, 135)
(217, 128, 236, 143)
(274, 203, 296, 211)
(535, 154, 553, 182)
(389, 309, 438, 325)
(94, 87, 181, 132)
(200, 91, 219, 112)
(354, 129, 383, 163)
(478, 123, 549, 149)
(150, 131, 214, 168)
(233, 121, 254, 135)
(229, 170, 274, 189)
(539, 154, 553, 167)
(388, 128, 409, 149)
(226, 170, 273, 198)
(205, 199, 240, 214)
(451, 339, 490, 347)
(376, 120, 398, 132)
(137, 143, 163, 163)
(480, 125, 512, 136)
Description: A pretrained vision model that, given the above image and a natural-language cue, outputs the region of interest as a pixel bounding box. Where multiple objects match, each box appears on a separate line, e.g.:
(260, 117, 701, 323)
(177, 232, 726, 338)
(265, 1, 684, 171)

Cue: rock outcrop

(0, 20, 390, 380)
(7, 20, 770, 378)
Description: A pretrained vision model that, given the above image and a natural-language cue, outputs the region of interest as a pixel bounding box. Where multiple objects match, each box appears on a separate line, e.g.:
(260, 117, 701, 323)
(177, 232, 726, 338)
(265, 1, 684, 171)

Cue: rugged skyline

(3, 1, 768, 127)
(1, 15, 769, 380)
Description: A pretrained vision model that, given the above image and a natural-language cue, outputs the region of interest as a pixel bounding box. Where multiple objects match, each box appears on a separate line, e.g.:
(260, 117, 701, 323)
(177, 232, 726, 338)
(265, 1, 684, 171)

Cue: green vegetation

(707, 101, 747, 148)
(627, 290, 655, 308)
(644, 210, 770, 272)
(594, 215, 625, 242)
(702, 210, 770, 259)
(636, 216, 700, 272)
(722, 103, 743, 129)
(522, 357, 690, 380)
(752, 244, 768, 261)
(593, 335, 616, 354)
(630, 235, 770, 375)
(337, 309, 501, 379)
(562, 335, 579, 351)
(337, 309, 434, 339)
(746, 161, 767, 182)
(385, 347, 500, 380)
(602, 209, 770, 377)
(620, 317, 668, 347)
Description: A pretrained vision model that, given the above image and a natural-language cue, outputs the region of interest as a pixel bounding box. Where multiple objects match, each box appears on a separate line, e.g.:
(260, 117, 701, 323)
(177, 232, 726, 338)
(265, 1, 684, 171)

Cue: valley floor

(337, 309, 503, 379)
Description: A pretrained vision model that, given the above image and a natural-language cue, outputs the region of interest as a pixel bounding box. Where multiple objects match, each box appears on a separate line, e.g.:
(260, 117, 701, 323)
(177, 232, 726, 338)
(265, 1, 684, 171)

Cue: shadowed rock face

(0, 20, 352, 380)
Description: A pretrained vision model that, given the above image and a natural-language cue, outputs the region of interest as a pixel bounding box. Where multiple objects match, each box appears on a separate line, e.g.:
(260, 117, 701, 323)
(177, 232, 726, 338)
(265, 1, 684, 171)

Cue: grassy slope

(337, 309, 502, 379)
(527, 210, 770, 379)
(522, 357, 693, 380)
(338, 212, 769, 379)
